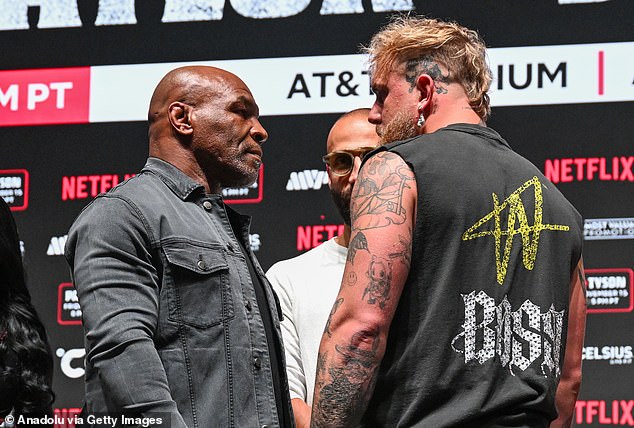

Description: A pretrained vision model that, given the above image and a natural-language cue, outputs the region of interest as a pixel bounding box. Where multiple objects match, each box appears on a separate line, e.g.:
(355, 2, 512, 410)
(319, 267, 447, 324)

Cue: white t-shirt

(266, 238, 346, 406)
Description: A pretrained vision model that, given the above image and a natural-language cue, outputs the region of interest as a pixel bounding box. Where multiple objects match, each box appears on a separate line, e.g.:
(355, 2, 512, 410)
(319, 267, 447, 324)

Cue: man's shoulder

(87, 170, 168, 209)
(106, 168, 163, 198)
(67, 171, 166, 235)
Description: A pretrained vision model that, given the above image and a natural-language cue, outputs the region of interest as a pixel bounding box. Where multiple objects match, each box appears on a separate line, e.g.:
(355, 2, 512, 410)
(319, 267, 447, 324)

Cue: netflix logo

(0, 67, 90, 127)
(576, 400, 634, 426)
(544, 156, 634, 184)
(297, 224, 344, 251)
(62, 173, 135, 201)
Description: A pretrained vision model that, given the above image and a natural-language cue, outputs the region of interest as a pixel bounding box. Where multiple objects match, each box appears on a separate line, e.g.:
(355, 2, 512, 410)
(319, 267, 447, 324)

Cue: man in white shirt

(266, 109, 380, 428)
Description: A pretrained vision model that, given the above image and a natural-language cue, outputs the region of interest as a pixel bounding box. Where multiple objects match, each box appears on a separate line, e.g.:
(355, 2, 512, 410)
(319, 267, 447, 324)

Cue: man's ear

(416, 74, 435, 111)
(168, 102, 193, 135)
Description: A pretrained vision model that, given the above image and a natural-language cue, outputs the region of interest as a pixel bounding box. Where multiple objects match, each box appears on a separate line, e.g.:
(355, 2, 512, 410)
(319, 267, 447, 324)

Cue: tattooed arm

(550, 257, 587, 428)
(311, 152, 416, 427)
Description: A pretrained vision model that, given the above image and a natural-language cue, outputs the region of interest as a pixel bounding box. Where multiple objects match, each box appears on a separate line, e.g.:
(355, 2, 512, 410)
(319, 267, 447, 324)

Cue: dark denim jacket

(65, 157, 292, 428)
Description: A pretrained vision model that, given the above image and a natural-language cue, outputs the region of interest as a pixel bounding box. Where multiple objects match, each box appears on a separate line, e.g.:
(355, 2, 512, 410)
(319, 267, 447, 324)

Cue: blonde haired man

(311, 17, 586, 428)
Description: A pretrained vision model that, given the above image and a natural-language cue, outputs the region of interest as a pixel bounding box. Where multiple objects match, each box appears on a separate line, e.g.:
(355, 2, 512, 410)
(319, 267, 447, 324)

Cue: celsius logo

(287, 169, 328, 191)
(56, 347, 85, 379)
(584, 218, 634, 241)
(58, 282, 82, 325)
(48, 234, 68, 256)
(224, 165, 263, 204)
(62, 173, 135, 201)
(0, 169, 29, 211)
(575, 400, 634, 426)
(544, 156, 634, 183)
(0, 0, 412, 31)
(297, 223, 344, 251)
(586, 269, 633, 313)
(583, 345, 633, 365)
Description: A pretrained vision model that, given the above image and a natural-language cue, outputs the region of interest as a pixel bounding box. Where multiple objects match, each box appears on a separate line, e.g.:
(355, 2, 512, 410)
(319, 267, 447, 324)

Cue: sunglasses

(322, 147, 378, 176)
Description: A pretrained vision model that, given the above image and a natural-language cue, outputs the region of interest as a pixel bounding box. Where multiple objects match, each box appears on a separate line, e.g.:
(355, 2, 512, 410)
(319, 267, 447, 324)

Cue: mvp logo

(287, 169, 328, 191)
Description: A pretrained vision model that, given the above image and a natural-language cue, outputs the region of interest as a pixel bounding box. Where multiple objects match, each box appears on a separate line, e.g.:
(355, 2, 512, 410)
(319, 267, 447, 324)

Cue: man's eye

(233, 107, 249, 117)
(373, 89, 386, 103)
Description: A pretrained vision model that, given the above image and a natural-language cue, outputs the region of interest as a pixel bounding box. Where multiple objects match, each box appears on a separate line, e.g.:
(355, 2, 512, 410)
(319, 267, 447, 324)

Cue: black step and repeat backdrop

(1, 1, 633, 426)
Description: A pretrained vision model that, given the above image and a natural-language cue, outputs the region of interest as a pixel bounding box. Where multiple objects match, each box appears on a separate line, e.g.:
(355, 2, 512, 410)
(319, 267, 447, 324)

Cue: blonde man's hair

(365, 16, 492, 120)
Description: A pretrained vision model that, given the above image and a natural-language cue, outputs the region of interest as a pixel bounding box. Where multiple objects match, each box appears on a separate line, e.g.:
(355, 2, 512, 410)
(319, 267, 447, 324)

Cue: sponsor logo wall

(0, 0, 632, 424)
(0, 169, 29, 210)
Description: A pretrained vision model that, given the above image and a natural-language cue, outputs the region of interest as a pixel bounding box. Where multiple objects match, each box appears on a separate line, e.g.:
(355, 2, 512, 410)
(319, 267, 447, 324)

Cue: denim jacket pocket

(163, 241, 235, 328)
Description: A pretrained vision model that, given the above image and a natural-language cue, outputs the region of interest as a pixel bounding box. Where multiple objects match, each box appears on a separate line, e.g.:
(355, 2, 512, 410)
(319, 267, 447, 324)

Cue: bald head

(325, 108, 379, 231)
(327, 108, 379, 153)
(148, 66, 250, 138)
(145, 65, 267, 193)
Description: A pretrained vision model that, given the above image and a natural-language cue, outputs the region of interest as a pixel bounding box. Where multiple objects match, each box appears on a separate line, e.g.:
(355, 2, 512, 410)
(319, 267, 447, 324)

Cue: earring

(416, 112, 425, 128)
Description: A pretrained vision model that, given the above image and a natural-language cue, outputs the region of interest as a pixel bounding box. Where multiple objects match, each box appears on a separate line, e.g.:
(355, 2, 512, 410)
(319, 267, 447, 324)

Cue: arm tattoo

(312, 332, 381, 427)
(346, 271, 358, 286)
(363, 256, 393, 310)
(388, 230, 412, 269)
(324, 297, 344, 337)
(351, 153, 415, 231)
(316, 351, 328, 388)
(405, 55, 450, 94)
(346, 232, 368, 265)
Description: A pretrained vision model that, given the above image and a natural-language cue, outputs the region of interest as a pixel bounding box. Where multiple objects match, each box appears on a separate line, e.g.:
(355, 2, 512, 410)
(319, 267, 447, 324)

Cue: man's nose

(368, 102, 382, 125)
(251, 119, 268, 143)
(348, 156, 363, 184)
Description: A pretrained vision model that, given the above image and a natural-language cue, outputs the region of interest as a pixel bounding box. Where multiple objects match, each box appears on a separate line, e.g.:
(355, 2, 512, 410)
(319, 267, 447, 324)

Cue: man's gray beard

(379, 112, 418, 145)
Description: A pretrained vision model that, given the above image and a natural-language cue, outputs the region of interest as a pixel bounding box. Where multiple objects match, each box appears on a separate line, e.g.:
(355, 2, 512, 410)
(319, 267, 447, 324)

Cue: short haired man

(267, 109, 380, 427)
(65, 66, 293, 427)
(311, 17, 586, 428)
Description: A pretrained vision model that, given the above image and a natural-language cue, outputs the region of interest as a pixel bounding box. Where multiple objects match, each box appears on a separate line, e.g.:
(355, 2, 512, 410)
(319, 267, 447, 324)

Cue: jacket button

(202, 201, 212, 210)
(197, 260, 207, 270)
(244, 300, 253, 312)
(254, 357, 261, 369)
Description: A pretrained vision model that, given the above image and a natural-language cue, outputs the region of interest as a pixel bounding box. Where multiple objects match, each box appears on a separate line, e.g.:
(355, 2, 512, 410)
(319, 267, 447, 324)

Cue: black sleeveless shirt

(361, 124, 583, 428)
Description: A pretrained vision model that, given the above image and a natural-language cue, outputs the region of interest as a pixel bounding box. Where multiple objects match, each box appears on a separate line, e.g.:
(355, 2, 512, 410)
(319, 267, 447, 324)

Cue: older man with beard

(311, 16, 587, 428)
(266, 108, 380, 428)
(66, 66, 293, 428)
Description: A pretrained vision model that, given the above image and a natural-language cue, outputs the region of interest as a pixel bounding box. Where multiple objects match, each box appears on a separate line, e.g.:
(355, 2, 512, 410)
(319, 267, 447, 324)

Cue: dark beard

(379, 112, 418, 145)
(330, 187, 351, 226)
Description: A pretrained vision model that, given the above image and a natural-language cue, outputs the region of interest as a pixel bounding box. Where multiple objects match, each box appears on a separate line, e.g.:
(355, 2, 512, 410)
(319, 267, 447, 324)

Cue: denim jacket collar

(142, 157, 206, 201)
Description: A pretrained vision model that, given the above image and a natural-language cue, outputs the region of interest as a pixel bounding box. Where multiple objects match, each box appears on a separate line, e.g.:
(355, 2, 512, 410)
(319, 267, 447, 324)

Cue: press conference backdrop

(1, 1, 632, 426)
